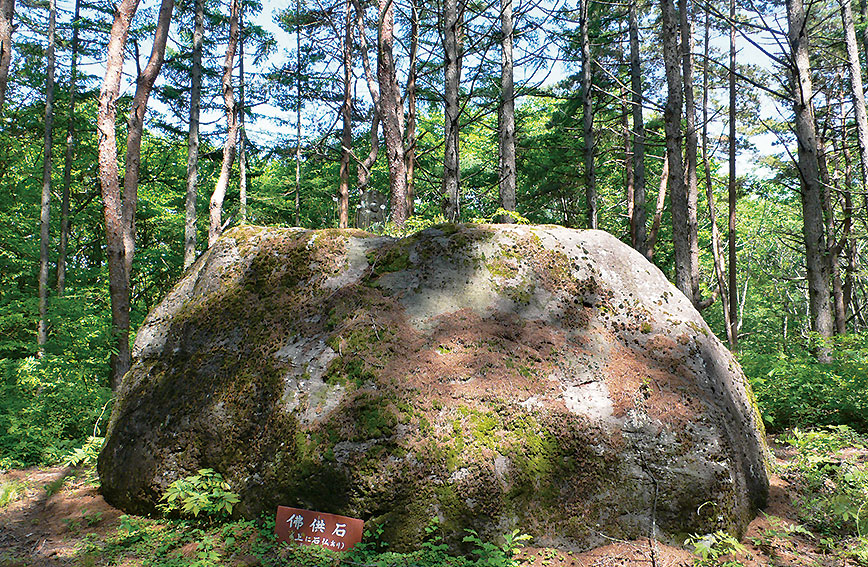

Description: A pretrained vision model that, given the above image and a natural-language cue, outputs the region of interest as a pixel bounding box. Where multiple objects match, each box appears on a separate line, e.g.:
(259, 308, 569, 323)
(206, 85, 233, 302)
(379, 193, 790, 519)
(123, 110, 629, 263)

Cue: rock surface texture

(99, 224, 769, 550)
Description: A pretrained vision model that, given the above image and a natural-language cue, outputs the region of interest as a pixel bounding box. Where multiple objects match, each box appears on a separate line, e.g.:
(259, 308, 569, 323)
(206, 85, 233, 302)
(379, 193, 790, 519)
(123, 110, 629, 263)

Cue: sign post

(275, 506, 365, 551)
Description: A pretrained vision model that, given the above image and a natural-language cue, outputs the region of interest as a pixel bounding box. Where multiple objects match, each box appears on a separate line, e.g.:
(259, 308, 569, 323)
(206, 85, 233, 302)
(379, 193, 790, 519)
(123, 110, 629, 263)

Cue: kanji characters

(310, 517, 326, 533)
(285, 513, 304, 529)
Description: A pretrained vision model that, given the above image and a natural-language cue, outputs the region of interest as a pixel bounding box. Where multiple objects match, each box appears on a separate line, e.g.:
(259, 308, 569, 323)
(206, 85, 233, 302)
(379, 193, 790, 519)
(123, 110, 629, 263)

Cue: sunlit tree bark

(38, 0, 57, 352)
(786, 0, 834, 361)
(442, 0, 464, 222)
(498, 0, 516, 221)
(580, 0, 596, 228)
(184, 0, 205, 268)
(629, 1, 647, 253)
(209, 0, 241, 246)
(57, 0, 82, 294)
(97, 0, 142, 388)
(0, 0, 15, 111)
(339, 0, 353, 229)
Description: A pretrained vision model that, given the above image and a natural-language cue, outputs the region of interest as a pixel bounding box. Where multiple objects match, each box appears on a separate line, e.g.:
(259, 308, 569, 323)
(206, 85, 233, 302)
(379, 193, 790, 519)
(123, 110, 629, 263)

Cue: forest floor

(0, 435, 865, 567)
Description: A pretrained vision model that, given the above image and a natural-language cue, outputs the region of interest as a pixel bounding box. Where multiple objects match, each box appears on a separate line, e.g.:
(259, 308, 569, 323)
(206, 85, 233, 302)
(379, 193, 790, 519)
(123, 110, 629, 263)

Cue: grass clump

(0, 479, 26, 508)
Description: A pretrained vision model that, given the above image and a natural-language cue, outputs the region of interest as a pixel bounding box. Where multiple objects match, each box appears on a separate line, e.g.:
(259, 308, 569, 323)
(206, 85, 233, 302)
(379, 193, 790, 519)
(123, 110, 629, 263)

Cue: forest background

(1, 0, 867, 472)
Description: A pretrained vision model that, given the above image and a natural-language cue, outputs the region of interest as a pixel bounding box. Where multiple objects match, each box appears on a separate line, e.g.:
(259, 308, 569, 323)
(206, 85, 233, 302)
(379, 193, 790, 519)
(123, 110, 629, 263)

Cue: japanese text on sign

(275, 506, 364, 551)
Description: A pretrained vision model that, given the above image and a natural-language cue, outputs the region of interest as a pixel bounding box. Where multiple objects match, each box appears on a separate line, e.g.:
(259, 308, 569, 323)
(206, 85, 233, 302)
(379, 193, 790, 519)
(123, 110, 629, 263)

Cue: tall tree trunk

(660, 0, 691, 299)
(238, 4, 247, 224)
(0, 0, 15, 111)
(580, 0, 596, 228)
(338, 0, 353, 229)
(57, 0, 80, 295)
(728, 0, 738, 347)
(351, 0, 381, 198)
(821, 135, 847, 334)
(406, 0, 418, 217)
(209, 0, 241, 246)
(184, 0, 205, 269)
(819, 103, 847, 335)
(629, 1, 647, 254)
(498, 0, 516, 221)
(295, 0, 302, 227)
(679, 0, 700, 304)
(123, 0, 174, 278)
(841, 0, 868, 223)
(624, 106, 634, 232)
(358, 110, 380, 191)
(786, 0, 834, 361)
(646, 151, 669, 260)
(97, 0, 142, 389)
(442, 0, 463, 222)
(378, 0, 409, 226)
(37, 0, 57, 352)
(703, 8, 734, 347)
(840, 100, 856, 325)
(859, 0, 868, 76)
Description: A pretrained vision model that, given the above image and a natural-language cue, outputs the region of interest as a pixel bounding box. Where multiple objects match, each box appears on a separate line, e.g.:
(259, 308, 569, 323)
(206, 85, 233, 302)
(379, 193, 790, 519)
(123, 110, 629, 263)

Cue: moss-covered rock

(99, 224, 769, 552)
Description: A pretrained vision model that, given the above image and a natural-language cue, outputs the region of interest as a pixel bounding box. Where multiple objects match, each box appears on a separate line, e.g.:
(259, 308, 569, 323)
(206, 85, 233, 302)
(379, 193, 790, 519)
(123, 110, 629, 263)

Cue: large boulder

(99, 224, 769, 550)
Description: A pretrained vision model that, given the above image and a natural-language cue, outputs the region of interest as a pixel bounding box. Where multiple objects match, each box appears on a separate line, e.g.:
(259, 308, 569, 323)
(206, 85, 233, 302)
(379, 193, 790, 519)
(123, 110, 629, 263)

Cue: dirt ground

(0, 439, 860, 567)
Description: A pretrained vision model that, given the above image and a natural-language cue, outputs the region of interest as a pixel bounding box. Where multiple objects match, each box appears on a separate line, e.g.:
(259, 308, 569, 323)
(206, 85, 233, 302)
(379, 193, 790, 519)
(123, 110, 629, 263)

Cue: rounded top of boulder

(100, 223, 769, 551)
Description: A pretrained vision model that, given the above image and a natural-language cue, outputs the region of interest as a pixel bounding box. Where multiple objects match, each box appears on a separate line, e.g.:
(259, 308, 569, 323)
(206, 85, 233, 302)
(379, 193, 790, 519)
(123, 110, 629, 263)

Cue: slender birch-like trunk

(295, 0, 302, 227)
(352, 0, 380, 195)
(57, 0, 81, 295)
(184, 0, 205, 268)
(841, 0, 868, 222)
(238, 5, 247, 224)
(37, 0, 57, 352)
(580, 0, 596, 228)
(728, 0, 738, 346)
(498, 0, 516, 221)
(679, 0, 700, 304)
(442, 0, 463, 222)
(339, 0, 353, 229)
(629, 1, 647, 253)
(624, 103, 633, 231)
(406, 0, 418, 216)
(703, 9, 734, 347)
(0, 0, 15, 111)
(209, 0, 241, 245)
(646, 152, 669, 260)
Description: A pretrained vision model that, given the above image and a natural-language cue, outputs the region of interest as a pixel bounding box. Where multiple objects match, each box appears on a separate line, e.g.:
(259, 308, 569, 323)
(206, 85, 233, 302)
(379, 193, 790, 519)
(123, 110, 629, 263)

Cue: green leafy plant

(160, 469, 240, 519)
(749, 514, 812, 555)
(685, 531, 746, 567)
(470, 208, 532, 225)
(463, 528, 532, 567)
(782, 426, 868, 537)
(62, 436, 105, 467)
(847, 537, 868, 566)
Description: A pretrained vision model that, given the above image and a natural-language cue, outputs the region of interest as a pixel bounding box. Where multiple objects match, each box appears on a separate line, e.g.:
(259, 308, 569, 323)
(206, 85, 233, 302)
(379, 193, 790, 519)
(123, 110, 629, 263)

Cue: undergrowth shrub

(782, 426, 868, 564)
(161, 469, 240, 519)
(0, 355, 111, 468)
(741, 333, 868, 432)
(685, 530, 746, 567)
